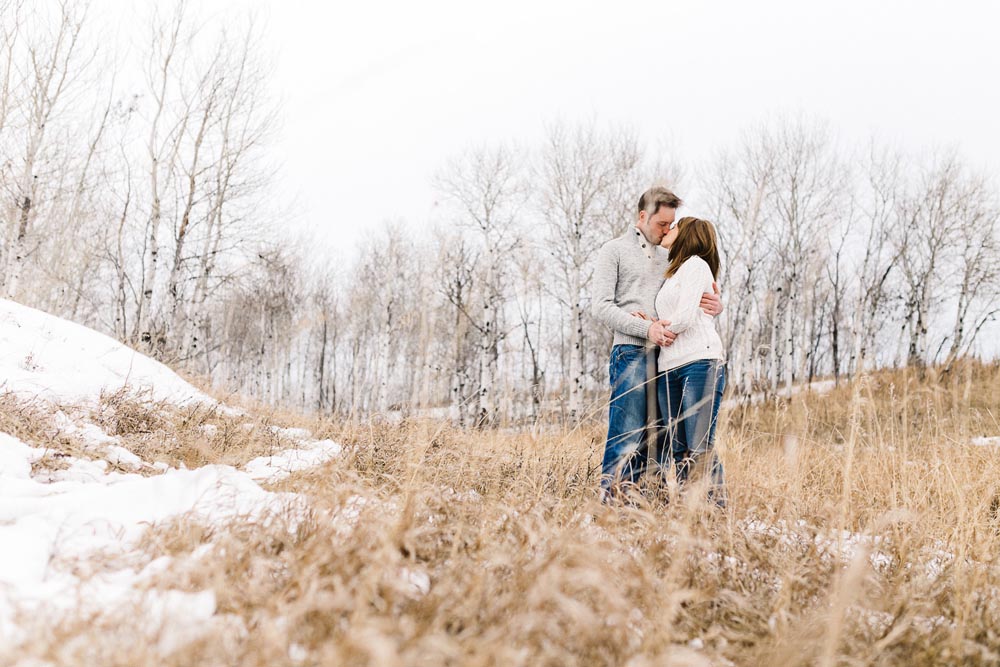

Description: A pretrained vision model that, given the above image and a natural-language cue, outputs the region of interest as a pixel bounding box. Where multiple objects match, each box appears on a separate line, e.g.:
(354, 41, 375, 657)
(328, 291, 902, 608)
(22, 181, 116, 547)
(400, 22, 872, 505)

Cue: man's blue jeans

(601, 345, 658, 493)
(657, 359, 726, 505)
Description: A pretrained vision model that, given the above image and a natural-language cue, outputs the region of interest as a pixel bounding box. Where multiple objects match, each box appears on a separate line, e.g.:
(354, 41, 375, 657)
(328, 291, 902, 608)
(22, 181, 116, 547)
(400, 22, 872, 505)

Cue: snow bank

(0, 430, 305, 651)
(244, 439, 344, 483)
(0, 298, 211, 405)
(51, 409, 148, 470)
(0, 300, 352, 656)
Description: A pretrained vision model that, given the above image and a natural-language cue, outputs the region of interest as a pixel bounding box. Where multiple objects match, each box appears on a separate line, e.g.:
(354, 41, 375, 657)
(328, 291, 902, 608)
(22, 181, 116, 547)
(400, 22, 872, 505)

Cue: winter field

(4, 3, 1000, 665)
(2, 299, 1000, 667)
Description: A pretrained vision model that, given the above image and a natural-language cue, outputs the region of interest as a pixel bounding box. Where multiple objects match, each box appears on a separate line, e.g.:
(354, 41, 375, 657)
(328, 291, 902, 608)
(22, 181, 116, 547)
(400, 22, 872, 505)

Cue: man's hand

(700, 282, 724, 317)
(631, 310, 650, 320)
(647, 319, 677, 347)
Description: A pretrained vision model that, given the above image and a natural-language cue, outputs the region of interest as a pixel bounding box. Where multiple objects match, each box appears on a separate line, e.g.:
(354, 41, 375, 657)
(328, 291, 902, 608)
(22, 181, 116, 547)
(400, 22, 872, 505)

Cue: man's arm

(591, 243, 655, 341)
(699, 282, 723, 316)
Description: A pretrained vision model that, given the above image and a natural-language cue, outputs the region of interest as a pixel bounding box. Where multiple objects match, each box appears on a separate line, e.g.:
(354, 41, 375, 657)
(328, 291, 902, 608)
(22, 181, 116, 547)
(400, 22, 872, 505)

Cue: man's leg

(601, 345, 650, 497)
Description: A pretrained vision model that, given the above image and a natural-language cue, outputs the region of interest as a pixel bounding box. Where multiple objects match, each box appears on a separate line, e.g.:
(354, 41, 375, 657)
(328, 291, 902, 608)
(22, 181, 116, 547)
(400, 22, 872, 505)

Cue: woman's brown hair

(665, 217, 721, 279)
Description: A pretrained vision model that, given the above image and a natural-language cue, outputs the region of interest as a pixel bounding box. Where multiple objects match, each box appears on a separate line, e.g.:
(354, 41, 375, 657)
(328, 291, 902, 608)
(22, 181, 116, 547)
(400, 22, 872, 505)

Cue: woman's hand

(647, 319, 677, 347)
(636, 311, 676, 346)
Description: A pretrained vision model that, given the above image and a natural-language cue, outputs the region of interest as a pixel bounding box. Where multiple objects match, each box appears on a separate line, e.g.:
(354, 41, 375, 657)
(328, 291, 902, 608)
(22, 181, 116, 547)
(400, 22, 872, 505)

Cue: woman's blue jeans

(657, 359, 726, 505)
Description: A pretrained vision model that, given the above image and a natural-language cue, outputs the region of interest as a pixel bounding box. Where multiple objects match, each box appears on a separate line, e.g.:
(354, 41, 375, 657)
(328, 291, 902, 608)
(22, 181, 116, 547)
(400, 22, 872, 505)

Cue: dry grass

(0, 388, 312, 476)
(4, 363, 1000, 666)
(91, 387, 317, 471)
(0, 392, 108, 475)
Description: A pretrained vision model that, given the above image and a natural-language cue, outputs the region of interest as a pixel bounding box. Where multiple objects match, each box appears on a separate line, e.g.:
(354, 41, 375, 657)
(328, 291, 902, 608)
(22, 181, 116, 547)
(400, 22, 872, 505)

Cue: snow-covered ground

(244, 438, 344, 482)
(0, 298, 346, 656)
(0, 299, 213, 405)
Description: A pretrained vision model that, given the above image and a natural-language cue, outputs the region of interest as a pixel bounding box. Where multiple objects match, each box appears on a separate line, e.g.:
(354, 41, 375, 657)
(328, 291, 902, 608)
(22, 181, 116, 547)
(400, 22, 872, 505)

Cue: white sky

(96, 0, 1000, 260)
(251, 0, 1000, 259)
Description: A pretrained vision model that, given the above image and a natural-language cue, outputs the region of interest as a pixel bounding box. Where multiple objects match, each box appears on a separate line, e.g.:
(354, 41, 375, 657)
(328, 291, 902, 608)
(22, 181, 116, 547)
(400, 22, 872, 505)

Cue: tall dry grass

(4, 363, 1000, 666)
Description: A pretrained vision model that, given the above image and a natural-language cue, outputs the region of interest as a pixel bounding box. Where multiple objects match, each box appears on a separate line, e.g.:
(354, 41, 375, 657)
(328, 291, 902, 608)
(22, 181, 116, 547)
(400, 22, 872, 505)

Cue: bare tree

(825, 213, 850, 384)
(848, 141, 904, 373)
(163, 41, 225, 356)
(135, 0, 187, 347)
(763, 118, 847, 395)
(435, 145, 526, 427)
(536, 121, 645, 421)
(433, 229, 479, 426)
(705, 135, 776, 394)
(942, 172, 1000, 369)
(512, 242, 547, 423)
(0, 0, 25, 281)
(2, 1, 91, 299)
(0, 0, 24, 141)
(303, 264, 347, 414)
(896, 152, 964, 370)
(172, 22, 276, 363)
(216, 247, 302, 403)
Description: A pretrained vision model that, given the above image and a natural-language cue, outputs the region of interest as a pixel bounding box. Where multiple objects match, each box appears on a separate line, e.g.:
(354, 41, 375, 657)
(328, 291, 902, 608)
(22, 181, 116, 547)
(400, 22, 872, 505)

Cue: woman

(654, 216, 727, 506)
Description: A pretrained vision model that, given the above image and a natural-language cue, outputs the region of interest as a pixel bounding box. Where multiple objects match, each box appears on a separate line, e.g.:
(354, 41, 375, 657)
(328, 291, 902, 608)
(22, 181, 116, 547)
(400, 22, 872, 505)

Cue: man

(591, 186, 722, 498)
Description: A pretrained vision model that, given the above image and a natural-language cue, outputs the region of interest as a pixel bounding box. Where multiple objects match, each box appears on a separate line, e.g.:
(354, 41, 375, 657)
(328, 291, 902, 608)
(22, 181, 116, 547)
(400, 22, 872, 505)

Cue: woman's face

(660, 223, 679, 249)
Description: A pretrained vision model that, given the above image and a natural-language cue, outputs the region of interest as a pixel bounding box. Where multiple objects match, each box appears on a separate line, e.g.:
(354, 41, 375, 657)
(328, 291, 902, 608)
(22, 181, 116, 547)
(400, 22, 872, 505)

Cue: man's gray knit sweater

(592, 227, 670, 348)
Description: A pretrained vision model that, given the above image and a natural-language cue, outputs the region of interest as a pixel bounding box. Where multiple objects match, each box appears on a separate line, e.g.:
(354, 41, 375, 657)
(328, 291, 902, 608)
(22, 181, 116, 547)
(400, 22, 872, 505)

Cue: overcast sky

(190, 0, 1000, 259)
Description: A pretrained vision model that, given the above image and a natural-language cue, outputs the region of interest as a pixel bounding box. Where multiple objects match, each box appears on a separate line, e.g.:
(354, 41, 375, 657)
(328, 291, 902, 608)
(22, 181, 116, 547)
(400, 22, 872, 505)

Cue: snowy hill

(0, 298, 212, 405)
(0, 299, 343, 657)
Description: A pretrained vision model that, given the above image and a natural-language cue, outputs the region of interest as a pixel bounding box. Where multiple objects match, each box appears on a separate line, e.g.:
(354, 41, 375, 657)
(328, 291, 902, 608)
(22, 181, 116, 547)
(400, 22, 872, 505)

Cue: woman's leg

(674, 360, 727, 505)
(659, 367, 688, 483)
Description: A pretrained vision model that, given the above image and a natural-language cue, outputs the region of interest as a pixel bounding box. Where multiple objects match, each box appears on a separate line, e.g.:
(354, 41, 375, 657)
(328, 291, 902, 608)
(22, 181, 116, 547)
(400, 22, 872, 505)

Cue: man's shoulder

(599, 231, 633, 254)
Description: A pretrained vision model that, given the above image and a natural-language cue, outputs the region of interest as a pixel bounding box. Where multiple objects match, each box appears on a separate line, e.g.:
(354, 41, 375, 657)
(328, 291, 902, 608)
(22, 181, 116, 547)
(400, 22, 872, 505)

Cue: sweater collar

(634, 226, 657, 260)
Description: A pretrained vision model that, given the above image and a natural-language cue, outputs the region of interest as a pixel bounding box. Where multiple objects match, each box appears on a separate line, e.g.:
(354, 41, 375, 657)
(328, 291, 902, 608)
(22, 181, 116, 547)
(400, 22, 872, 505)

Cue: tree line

(3, 2, 998, 426)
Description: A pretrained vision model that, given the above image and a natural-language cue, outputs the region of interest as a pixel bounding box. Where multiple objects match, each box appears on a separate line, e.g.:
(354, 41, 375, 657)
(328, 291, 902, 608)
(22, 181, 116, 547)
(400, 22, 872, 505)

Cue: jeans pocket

(609, 348, 623, 383)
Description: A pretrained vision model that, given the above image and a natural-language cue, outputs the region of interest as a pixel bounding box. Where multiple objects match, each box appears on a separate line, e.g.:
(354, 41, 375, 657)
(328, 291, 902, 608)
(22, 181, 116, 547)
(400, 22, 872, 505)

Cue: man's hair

(637, 186, 683, 215)
(665, 217, 721, 280)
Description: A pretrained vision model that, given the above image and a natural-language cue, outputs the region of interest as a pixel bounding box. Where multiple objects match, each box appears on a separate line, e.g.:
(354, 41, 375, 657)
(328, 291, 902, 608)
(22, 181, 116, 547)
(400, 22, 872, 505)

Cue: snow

(0, 433, 310, 642)
(0, 430, 319, 652)
(244, 439, 344, 482)
(270, 425, 313, 440)
(0, 299, 348, 657)
(51, 409, 147, 469)
(722, 377, 837, 407)
(738, 517, 996, 588)
(741, 518, 895, 572)
(399, 567, 431, 598)
(972, 436, 1000, 446)
(0, 298, 212, 406)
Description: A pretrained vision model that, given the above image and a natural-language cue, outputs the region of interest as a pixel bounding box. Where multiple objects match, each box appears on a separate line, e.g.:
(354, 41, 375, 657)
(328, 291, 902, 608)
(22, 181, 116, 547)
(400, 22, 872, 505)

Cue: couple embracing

(593, 186, 727, 506)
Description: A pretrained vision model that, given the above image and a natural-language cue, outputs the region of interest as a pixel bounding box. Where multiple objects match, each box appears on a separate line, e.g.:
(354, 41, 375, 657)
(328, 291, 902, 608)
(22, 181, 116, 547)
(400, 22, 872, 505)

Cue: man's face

(661, 222, 679, 249)
(638, 206, 676, 245)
